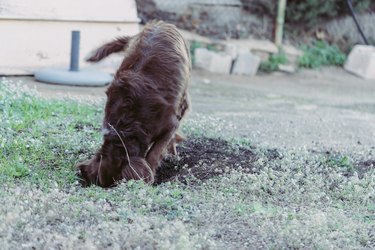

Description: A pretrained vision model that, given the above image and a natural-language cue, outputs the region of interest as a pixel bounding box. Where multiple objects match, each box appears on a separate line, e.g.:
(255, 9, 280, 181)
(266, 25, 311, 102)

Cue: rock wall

(136, 0, 273, 40)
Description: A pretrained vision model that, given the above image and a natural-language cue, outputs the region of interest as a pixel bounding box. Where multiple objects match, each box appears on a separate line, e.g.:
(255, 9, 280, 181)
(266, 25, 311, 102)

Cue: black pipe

(346, 0, 369, 45)
(70, 30, 80, 71)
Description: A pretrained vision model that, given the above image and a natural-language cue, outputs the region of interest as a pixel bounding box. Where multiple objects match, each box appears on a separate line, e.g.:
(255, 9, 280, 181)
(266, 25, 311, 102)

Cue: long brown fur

(77, 21, 191, 187)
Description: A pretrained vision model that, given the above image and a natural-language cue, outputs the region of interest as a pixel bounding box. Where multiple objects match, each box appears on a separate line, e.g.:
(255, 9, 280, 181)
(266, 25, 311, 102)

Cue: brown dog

(77, 21, 191, 187)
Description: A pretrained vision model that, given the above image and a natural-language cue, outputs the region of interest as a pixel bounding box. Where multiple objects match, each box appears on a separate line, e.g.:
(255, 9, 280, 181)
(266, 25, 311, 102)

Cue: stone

(344, 45, 375, 80)
(195, 48, 233, 74)
(224, 43, 239, 60)
(178, 29, 212, 44)
(252, 51, 270, 62)
(194, 48, 213, 69)
(281, 44, 303, 65)
(278, 64, 296, 74)
(224, 43, 249, 60)
(208, 52, 233, 74)
(223, 39, 278, 55)
(222, 39, 303, 65)
(232, 52, 261, 76)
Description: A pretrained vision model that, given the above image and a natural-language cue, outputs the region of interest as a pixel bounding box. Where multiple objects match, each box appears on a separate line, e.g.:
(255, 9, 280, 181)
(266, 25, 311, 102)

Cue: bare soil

(156, 136, 374, 184)
(157, 137, 258, 184)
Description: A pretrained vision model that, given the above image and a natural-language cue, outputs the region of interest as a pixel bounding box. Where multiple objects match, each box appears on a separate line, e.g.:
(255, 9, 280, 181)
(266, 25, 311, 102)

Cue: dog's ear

(97, 156, 155, 187)
(97, 155, 123, 187)
(77, 154, 121, 188)
(77, 159, 99, 187)
(121, 157, 155, 184)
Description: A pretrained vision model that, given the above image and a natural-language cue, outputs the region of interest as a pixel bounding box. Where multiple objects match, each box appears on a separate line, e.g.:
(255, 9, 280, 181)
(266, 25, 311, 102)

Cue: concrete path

(10, 67, 375, 154)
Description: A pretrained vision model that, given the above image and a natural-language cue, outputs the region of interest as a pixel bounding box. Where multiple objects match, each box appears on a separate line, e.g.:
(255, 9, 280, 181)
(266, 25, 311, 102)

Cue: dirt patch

(156, 137, 374, 184)
(156, 137, 260, 184)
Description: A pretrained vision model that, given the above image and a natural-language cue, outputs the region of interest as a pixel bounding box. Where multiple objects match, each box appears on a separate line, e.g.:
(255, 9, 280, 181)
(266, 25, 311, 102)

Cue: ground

(15, 67, 375, 153)
(0, 68, 374, 249)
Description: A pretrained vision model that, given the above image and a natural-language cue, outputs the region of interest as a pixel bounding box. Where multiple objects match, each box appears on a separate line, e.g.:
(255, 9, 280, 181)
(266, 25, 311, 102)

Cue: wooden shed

(0, 0, 139, 75)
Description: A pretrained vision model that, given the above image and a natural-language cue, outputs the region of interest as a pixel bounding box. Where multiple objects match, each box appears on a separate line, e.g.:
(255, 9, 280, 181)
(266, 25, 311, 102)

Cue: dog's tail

(86, 36, 132, 62)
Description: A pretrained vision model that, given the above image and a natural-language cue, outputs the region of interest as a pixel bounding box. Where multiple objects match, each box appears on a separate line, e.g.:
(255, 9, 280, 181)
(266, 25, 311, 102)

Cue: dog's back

(103, 22, 191, 143)
(88, 21, 191, 124)
(119, 21, 191, 108)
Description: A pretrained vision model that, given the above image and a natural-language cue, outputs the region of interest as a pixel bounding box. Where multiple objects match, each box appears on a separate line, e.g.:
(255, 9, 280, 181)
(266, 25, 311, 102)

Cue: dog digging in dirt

(77, 21, 191, 187)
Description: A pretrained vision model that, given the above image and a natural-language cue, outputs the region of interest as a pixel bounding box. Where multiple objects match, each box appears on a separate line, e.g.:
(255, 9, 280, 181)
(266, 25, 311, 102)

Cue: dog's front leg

(146, 129, 177, 171)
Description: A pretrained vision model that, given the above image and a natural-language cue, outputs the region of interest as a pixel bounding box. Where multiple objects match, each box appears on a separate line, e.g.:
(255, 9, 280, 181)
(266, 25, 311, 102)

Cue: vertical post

(275, 0, 287, 47)
(70, 30, 80, 72)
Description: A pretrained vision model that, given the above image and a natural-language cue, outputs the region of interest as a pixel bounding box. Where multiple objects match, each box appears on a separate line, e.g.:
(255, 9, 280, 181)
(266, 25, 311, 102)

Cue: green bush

(298, 40, 346, 68)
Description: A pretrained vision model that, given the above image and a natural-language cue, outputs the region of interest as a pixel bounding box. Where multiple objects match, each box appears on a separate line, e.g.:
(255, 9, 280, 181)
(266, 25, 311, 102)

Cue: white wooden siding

(0, 0, 139, 22)
(0, 0, 139, 75)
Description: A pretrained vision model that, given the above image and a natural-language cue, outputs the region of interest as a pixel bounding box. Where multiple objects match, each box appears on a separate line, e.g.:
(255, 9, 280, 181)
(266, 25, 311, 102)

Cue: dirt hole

(156, 137, 263, 184)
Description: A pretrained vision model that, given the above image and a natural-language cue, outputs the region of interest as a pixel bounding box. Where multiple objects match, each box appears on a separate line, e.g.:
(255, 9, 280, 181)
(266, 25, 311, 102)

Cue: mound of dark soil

(156, 137, 260, 184)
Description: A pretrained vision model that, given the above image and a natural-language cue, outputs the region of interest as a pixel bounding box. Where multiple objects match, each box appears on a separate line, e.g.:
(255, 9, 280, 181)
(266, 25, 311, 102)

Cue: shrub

(260, 52, 288, 73)
(298, 40, 346, 68)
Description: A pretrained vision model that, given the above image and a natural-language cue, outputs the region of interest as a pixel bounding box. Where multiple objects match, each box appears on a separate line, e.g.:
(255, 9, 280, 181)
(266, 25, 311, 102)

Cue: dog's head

(77, 153, 154, 187)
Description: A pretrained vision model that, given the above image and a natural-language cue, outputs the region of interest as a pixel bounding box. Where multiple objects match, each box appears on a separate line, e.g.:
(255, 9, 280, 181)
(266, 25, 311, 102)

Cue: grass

(0, 78, 374, 249)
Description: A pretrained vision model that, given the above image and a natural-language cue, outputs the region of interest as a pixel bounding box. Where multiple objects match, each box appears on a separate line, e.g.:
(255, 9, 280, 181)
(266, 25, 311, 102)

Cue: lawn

(0, 78, 374, 249)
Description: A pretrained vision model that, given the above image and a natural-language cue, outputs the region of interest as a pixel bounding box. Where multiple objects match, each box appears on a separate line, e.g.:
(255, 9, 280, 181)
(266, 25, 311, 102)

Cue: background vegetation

(242, 0, 375, 27)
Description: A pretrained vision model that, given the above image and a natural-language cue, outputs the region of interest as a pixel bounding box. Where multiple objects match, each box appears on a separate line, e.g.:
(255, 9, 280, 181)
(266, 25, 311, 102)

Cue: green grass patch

(0, 82, 102, 187)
